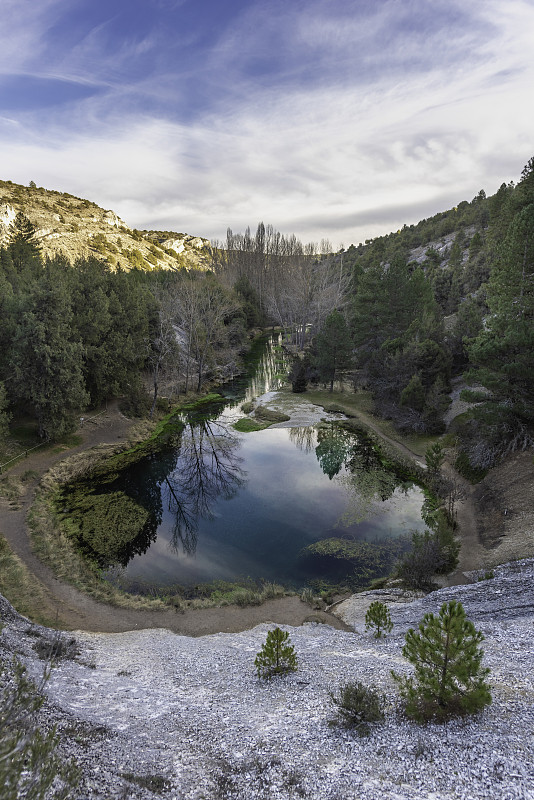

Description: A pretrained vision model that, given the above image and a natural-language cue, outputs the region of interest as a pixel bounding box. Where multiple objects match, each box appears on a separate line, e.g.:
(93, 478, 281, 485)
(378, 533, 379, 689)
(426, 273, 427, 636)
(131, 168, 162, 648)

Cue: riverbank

(1, 383, 533, 631)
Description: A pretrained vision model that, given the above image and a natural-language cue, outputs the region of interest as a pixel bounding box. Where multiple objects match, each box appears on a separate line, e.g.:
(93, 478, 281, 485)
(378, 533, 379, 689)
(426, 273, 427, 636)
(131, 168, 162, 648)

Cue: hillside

(0, 179, 211, 271)
(1, 558, 533, 799)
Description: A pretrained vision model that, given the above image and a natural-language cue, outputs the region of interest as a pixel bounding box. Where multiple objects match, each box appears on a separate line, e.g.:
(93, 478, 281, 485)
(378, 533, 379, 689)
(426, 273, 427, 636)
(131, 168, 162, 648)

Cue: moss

(233, 418, 270, 432)
(253, 406, 290, 423)
(240, 401, 255, 413)
(300, 536, 408, 589)
(61, 491, 151, 566)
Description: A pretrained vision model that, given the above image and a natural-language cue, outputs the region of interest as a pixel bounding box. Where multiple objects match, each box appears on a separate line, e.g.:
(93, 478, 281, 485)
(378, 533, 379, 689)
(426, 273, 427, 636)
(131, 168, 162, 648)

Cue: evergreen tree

(11, 274, 88, 440)
(289, 361, 307, 393)
(464, 161, 534, 466)
(7, 212, 42, 280)
(425, 441, 445, 478)
(254, 627, 298, 678)
(315, 310, 353, 391)
(392, 600, 491, 720)
(69, 258, 114, 404)
(0, 381, 11, 439)
(365, 601, 393, 638)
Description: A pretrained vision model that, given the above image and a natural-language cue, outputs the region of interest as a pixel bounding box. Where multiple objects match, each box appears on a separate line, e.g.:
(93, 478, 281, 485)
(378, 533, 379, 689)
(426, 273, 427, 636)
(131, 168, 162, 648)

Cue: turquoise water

(75, 335, 425, 589)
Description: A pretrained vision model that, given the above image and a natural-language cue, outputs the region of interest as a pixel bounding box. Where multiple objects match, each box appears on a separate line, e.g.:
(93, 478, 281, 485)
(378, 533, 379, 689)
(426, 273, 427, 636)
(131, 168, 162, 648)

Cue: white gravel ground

(1, 560, 534, 800)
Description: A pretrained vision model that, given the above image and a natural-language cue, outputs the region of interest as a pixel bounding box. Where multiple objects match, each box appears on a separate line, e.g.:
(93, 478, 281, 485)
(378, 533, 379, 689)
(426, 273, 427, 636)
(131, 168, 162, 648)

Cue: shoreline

(2, 387, 532, 633)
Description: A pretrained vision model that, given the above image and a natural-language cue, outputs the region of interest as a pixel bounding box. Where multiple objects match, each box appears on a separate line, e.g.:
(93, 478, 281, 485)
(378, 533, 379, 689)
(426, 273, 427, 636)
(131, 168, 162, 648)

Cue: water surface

(67, 335, 426, 589)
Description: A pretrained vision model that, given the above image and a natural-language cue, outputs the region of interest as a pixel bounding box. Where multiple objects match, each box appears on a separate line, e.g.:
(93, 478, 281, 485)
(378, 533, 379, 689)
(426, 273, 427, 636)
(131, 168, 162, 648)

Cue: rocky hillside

(1, 559, 533, 800)
(0, 179, 211, 271)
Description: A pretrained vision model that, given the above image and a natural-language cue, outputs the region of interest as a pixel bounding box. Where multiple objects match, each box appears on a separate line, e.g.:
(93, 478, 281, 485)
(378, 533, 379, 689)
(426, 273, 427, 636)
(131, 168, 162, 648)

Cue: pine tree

(365, 601, 393, 638)
(0, 381, 11, 440)
(7, 212, 42, 276)
(254, 627, 298, 679)
(425, 442, 445, 478)
(467, 161, 534, 430)
(392, 600, 491, 720)
(11, 273, 88, 440)
(315, 310, 352, 392)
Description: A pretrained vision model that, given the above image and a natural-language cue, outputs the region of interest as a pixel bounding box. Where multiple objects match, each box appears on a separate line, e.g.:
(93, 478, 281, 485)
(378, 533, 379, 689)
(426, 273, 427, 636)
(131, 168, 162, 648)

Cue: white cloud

(1, 0, 534, 246)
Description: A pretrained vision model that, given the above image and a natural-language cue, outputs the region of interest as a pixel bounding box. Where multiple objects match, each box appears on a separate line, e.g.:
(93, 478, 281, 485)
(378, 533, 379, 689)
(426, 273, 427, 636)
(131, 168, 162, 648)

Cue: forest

(0, 158, 533, 481)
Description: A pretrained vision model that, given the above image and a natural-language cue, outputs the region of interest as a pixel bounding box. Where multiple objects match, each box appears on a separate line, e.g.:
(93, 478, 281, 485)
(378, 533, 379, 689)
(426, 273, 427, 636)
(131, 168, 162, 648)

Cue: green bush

(396, 528, 457, 590)
(392, 600, 492, 721)
(365, 601, 393, 638)
(454, 451, 487, 483)
(255, 627, 298, 679)
(330, 681, 385, 735)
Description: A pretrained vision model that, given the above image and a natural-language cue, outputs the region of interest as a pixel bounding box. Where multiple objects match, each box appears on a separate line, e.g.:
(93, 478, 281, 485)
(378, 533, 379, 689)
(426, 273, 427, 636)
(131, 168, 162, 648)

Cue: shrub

(392, 600, 491, 721)
(396, 530, 446, 590)
(330, 681, 385, 735)
(255, 627, 298, 679)
(300, 587, 314, 605)
(0, 640, 79, 799)
(365, 601, 393, 638)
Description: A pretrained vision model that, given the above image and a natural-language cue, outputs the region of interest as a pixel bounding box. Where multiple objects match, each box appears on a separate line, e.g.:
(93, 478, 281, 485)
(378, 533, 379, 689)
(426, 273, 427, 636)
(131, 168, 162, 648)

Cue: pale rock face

(185, 235, 209, 249)
(0, 203, 16, 229)
(103, 210, 126, 228)
(162, 237, 186, 254)
(34, 227, 55, 240)
(0, 203, 16, 244)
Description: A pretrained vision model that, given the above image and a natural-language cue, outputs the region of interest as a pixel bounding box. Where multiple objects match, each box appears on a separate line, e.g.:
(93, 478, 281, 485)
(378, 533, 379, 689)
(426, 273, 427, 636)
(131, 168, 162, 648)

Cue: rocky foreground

(1, 560, 534, 800)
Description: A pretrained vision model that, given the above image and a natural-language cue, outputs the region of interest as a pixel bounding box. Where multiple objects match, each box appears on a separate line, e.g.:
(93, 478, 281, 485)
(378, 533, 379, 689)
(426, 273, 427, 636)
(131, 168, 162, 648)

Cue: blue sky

(1, 0, 533, 247)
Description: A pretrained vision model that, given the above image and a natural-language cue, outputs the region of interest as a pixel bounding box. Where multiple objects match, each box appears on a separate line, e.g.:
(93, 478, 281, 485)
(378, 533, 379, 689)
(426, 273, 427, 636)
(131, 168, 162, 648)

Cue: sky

(1, 0, 534, 248)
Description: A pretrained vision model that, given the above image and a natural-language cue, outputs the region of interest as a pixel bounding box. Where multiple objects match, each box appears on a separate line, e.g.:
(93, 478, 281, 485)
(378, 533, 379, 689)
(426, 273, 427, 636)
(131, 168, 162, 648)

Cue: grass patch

(233, 418, 270, 432)
(112, 575, 288, 609)
(305, 388, 440, 457)
(0, 534, 58, 626)
(240, 401, 255, 414)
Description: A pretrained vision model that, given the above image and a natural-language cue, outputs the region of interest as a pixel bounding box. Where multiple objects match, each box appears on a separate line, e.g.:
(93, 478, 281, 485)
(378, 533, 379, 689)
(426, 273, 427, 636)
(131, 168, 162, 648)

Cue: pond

(61, 335, 426, 592)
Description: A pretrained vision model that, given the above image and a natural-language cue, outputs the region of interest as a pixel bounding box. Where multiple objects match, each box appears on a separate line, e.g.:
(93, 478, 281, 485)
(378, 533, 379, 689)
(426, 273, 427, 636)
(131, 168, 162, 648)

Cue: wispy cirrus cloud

(0, 0, 533, 246)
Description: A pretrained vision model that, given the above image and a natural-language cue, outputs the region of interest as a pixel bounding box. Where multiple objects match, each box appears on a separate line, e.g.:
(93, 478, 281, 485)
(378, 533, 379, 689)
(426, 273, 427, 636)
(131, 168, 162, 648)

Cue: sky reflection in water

(119, 422, 425, 588)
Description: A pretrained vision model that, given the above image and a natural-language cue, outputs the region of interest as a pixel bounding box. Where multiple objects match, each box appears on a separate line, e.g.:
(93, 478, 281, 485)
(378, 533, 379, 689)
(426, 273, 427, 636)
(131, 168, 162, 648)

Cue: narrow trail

(0, 396, 482, 633)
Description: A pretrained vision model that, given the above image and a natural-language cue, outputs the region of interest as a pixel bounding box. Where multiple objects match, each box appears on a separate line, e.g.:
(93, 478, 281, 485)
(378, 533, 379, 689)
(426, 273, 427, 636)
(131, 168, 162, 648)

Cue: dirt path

(356, 411, 491, 582)
(2, 393, 521, 633)
(0, 405, 349, 634)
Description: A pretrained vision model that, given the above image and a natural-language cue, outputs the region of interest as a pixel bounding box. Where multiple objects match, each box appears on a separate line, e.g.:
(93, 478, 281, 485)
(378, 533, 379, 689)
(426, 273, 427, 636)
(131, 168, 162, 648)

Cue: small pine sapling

(392, 600, 491, 721)
(365, 601, 393, 638)
(254, 627, 298, 679)
(425, 442, 445, 477)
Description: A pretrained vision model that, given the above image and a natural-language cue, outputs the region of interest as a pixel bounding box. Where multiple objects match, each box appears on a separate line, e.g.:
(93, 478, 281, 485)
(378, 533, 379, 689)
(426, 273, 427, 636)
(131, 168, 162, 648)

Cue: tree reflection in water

(315, 423, 352, 479)
(289, 421, 411, 526)
(164, 418, 245, 556)
(288, 426, 316, 454)
(336, 431, 410, 526)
